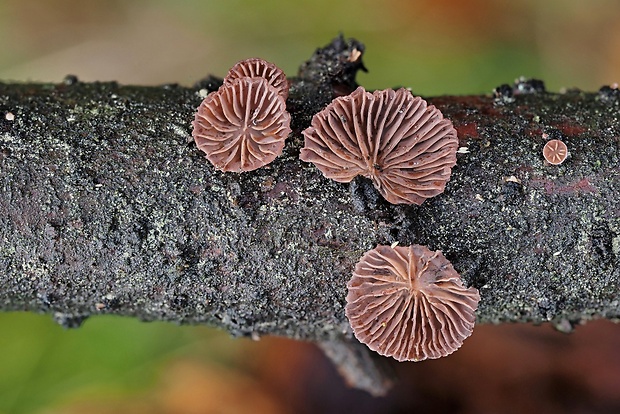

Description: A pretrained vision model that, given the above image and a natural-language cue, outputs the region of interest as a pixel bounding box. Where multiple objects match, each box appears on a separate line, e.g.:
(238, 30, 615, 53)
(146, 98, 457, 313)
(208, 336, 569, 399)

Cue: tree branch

(1, 36, 619, 395)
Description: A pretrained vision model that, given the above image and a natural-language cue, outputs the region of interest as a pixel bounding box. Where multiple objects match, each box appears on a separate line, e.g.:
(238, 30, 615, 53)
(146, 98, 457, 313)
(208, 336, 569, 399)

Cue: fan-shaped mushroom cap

(346, 244, 480, 362)
(225, 58, 289, 100)
(192, 77, 291, 172)
(300, 87, 458, 205)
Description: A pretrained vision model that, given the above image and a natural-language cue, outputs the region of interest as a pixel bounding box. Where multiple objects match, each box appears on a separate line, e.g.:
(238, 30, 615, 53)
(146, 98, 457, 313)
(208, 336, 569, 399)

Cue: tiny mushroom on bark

(300, 86, 458, 205)
(346, 244, 480, 362)
(542, 139, 568, 165)
(224, 58, 289, 100)
(192, 77, 291, 172)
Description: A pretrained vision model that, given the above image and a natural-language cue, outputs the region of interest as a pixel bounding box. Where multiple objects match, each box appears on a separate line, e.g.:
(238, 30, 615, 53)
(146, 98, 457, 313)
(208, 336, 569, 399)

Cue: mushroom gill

(345, 244, 480, 362)
(224, 58, 289, 100)
(300, 86, 458, 205)
(192, 76, 291, 172)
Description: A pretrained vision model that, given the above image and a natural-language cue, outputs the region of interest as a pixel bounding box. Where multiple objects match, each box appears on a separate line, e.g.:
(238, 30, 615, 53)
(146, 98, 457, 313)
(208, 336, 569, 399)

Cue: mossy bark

(1, 36, 619, 393)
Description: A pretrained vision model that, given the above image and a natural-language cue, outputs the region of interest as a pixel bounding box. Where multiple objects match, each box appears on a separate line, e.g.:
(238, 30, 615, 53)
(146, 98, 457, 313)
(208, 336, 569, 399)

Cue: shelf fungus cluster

(192, 58, 291, 172)
(346, 244, 480, 362)
(300, 86, 458, 205)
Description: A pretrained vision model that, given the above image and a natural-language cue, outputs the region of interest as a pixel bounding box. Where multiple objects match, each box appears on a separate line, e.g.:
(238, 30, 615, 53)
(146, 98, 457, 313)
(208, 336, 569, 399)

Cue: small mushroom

(542, 139, 568, 165)
(224, 58, 289, 100)
(192, 77, 291, 172)
(346, 244, 480, 362)
(300, 87, 458, 205)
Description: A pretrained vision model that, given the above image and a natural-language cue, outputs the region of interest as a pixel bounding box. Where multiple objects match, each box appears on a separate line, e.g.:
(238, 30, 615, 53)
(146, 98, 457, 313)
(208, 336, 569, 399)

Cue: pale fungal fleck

(345, 244, 480, 362)
(542, 139, 568, 165)
(504, 175, 521, 184)
(348, 48, 362, 62)
(5, 112, 14, 121)
(457, 146, 470, 154)
(300, 86, 458, 205)
(169, 123, 191, 142)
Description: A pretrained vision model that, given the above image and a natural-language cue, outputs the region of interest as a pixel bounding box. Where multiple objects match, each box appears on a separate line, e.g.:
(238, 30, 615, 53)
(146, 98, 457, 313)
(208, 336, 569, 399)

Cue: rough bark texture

(1, 36, 620, 394)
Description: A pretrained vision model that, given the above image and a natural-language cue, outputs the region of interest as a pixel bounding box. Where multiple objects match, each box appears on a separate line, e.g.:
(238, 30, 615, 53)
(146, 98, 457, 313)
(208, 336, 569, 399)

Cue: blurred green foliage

(0, 0, 617, 93)
(0, 313, 239, 414)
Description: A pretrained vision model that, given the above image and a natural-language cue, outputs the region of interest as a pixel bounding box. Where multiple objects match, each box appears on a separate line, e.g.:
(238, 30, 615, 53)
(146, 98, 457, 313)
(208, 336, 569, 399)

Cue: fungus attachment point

(224, 58, 289, 100)
(192, 77, 291, 172)
(300, 87, 458, 205)
(346, 244, 480, 362)
(542, 139, 568, 165)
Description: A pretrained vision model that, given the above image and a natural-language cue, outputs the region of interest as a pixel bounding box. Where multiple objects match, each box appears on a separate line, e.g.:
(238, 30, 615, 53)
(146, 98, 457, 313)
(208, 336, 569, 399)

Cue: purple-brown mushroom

(224, 58, 289, 100)
(542, 139, 568, 165)
(345, 244, 480, 362)
(192, 77, 291, 172)
(300, 86, 458, 205)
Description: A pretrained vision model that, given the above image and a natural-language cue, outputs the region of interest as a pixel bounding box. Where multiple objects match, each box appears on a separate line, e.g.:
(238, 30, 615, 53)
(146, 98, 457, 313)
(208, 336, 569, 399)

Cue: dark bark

(1, 36, 620, 395)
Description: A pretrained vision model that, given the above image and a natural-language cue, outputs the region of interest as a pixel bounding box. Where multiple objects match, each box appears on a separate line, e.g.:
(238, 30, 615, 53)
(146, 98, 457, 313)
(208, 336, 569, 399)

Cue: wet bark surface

(1, 36, 619, 392)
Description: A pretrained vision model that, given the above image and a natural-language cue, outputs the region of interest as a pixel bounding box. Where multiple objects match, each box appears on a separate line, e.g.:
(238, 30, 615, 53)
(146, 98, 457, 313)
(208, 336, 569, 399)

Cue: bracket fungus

(224, 58, 289, 100)
(300, 86, 458, 205)
(192, 76, 291, 172)
(345, 244, 480, 362)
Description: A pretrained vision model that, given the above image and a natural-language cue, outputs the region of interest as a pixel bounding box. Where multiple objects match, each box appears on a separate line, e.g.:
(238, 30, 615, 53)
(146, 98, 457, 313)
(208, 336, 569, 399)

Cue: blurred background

(1, 0, 619, 413)
(1, 0, 619, 93)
